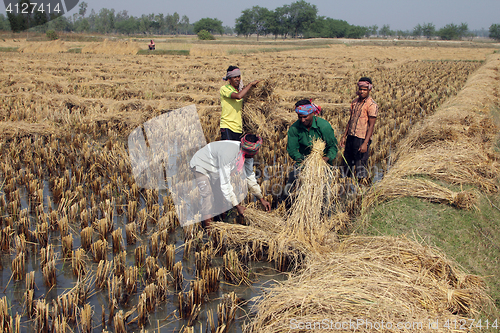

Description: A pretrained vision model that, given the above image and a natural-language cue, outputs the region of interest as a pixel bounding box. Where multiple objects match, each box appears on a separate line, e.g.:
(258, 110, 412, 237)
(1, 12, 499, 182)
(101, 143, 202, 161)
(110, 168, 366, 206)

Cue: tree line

(0, 1, 230, 35)
(376, 22, 471, 40)
(234, 1, 500, 40)
(0, 0, 499, 41)
(234, 1, 369, 39)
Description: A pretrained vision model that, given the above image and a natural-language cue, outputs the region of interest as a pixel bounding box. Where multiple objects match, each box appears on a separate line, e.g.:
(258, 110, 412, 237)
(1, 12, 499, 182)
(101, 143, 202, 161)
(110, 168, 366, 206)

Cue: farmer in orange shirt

(339, 77, 378, 182)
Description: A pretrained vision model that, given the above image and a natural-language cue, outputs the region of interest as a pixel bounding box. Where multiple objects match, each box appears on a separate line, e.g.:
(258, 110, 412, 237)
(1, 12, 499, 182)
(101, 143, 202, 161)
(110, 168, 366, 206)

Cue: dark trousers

(341, 135, 371, 179)
(220, 128, 242, 141)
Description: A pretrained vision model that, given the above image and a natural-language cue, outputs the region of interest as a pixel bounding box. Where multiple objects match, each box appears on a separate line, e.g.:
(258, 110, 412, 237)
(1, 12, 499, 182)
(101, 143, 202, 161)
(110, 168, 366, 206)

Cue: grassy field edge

(359, 193, 500, 310)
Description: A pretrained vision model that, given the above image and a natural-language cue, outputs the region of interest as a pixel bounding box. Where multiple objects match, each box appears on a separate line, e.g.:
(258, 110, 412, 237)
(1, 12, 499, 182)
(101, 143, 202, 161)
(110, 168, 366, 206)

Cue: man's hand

(249, 80, 260, 87)
(339, 136, 346, 148)
(358, 142, 368, 153)
(259, 198, 271, 211)
(236, 204, 246, 216)
(322, 156, 329, 163)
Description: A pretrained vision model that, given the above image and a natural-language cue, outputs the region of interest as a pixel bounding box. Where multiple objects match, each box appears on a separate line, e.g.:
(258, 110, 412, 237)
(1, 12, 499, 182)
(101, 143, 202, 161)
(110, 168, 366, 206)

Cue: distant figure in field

(339, 77, 378, 182)
(219, 66, 260, 141)
(148, 40, 155, 50)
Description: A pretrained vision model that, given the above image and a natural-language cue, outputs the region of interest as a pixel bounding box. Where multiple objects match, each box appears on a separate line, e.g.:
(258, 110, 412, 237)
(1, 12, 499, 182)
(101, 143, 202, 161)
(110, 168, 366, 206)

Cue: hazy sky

(1, 0, 498, 31)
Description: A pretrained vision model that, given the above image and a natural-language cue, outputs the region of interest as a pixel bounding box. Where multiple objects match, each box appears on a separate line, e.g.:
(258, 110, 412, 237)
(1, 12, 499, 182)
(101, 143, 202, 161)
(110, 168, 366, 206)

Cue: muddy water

(0, 182, 287, 333)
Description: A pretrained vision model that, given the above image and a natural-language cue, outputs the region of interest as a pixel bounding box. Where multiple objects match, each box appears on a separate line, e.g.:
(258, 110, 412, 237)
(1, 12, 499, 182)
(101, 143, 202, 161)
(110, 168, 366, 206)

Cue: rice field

(0, 39, 498, 332)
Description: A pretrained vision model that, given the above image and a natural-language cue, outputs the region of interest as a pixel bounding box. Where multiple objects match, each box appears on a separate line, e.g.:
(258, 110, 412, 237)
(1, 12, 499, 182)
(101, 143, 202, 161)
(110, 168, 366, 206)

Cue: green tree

(7, 13, 22, 32)
(413, 23, 422, 37)
(288, 0, 317, 37)
(421, 23, 435, 39)
(0, 14, 11, 31)
(166, 12, 180, 34)
(458, 23, 468, 37)
(437, 23, 468, 40)
(75, 18, 90, 32)
(369, 24, 378, 36)
(33, 7, 49, 29)
(194, 18, 223, 35)
(7, 0, 37, 31)
(252, 6, 271, 40)
(379, 24, 392, 37)
(46, 29, 58, 40)
(489, 24, 500, 40)
(95, 8, 115, 33)
(180, 15, 191, 34)
(235, 9, 253, 37)
(346, 25, 368, 39)
(235, 6, 271, 40)
(264, 6, 290, 39)
(396, 30, 410, 38)
(137, 15, 150, 34)
(115, 17, 138, 35)
(79, 1, 88, 17)
(197, 29, 215, 40)
(274, 5, 292, 39)
(47, 15, 71, 31)
(306, 17, 350, 38)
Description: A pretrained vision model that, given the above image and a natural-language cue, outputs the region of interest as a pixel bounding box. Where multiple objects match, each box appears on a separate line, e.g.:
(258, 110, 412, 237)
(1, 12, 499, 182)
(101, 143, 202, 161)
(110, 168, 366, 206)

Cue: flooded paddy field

(0, 39, 496, 332)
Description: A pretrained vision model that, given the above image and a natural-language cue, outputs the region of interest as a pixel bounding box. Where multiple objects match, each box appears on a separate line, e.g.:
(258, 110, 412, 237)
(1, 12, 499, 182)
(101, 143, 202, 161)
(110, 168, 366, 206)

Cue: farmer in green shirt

(285, 99, 338, 201)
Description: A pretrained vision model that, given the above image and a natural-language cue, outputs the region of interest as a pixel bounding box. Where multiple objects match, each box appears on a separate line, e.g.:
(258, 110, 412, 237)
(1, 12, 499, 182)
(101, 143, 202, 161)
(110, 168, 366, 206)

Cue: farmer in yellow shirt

(220, 66, 260, 141)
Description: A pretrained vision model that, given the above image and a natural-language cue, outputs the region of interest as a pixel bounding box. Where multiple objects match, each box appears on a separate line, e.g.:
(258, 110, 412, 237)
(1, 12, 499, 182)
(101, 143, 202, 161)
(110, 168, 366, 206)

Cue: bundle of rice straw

(20, 40, 69, 53)
(363, 178, 476, 210)
(281, 140, 341, 252)
(0, 121, 61, 140)
(245, 236, 493, 333)
(245, 78, 280, 107)
(211, 208, 305, 267)
(389, 143, 499, 193)
(82, 39, 140, 55)
(243, 78, 295, 139)
(243, 104, 276, 139)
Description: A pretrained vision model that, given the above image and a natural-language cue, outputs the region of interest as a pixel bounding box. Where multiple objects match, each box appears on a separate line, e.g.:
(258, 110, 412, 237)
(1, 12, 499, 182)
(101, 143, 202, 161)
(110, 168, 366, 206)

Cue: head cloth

(357, 80, 373, 90)
(295, 101, 321, 116)
(240, 134, 262, 154)
(223, 68, 241, 81)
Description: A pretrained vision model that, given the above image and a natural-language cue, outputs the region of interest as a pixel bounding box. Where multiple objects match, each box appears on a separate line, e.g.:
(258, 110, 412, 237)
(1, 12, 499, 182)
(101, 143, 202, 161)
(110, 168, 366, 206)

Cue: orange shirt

(347, 96, 378, 139)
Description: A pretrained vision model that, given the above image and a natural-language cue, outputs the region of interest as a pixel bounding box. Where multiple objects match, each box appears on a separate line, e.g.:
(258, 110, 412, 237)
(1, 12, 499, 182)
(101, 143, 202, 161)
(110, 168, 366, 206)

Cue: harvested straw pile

(283, 140, 340, 251)
(246, 236, 492, 333)
(363, 55, 500, 210)
(363, 178, 476, 210)
(211, 209, 303, 267)
(0, 121, 61, 140)
(20, 40, 69, 54)
(212, 140, 342, 267)
(243, 77, 295, 139)
(82, 39, 140, 55)
(389, 143, 499, 193)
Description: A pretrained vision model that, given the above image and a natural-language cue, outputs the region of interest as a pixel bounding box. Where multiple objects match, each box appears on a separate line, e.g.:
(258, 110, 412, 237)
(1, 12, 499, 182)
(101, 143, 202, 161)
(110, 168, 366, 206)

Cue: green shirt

(286, 116, 338, 165)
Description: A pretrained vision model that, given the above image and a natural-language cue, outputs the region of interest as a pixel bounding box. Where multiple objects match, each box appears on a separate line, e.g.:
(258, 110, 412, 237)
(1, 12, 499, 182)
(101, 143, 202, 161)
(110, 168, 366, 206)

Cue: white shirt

(189, 141, 263, 206)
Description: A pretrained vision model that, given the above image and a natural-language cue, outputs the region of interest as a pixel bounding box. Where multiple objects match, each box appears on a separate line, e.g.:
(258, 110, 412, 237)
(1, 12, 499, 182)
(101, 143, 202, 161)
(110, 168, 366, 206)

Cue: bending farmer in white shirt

(189, 134, 271, 228)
